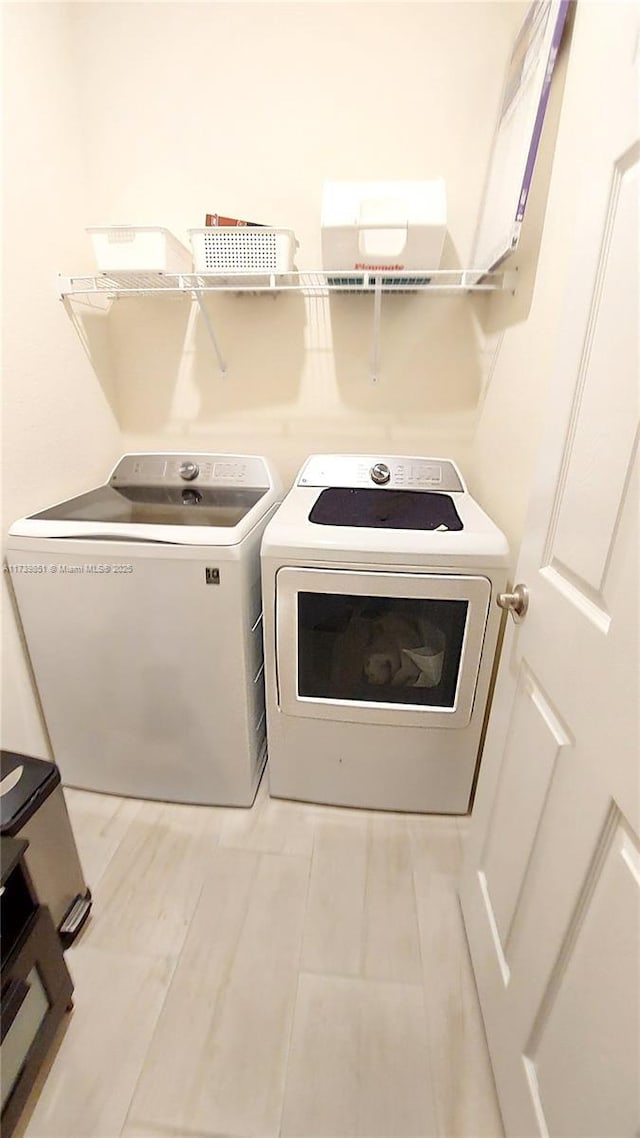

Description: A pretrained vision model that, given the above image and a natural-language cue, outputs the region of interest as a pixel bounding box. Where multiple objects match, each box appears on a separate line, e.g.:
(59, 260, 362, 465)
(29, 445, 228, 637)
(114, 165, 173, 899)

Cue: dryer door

(275, 567, 491, 729)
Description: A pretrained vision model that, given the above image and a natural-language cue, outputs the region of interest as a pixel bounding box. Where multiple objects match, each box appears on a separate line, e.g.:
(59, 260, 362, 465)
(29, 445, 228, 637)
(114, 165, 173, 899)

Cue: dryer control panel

(297, 455, 465, 492)
(109, 453, 273, 489)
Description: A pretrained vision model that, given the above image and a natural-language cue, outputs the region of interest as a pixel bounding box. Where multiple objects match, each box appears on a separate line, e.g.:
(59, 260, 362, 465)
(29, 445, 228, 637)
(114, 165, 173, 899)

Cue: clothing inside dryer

(297, 592, 468, 708)
(308, 488, 463, 530)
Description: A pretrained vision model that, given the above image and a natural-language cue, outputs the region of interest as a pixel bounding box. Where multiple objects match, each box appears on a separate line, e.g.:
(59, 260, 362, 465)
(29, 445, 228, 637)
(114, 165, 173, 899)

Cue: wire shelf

(58, 268, 513, 299)
(57, 267, 515, 383)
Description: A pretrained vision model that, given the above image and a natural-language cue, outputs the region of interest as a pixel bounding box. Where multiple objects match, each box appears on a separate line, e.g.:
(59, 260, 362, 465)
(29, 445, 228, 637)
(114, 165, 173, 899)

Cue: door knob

(497, 583, 529, 622)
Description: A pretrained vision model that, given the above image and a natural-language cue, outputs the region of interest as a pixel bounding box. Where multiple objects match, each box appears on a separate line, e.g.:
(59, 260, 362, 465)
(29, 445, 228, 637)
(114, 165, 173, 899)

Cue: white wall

(1, 4, 121, 754)
(66, 1, 523, 487)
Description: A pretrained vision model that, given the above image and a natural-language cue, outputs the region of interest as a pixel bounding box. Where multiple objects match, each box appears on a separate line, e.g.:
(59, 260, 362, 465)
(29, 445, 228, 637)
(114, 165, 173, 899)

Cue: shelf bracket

(192, 290, 227, 377)
(370, 277, 383, 383)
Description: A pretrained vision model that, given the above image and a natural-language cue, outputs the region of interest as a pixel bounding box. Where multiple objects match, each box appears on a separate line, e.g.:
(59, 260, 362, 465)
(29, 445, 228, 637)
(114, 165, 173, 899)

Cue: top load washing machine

(7, 453, 281, 806)
(261, 455, 510, 814)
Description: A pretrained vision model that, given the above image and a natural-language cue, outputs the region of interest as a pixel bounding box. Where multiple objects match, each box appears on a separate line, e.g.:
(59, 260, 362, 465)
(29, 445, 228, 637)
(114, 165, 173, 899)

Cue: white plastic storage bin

(86, 227, 192, 274)
(189, 228, 297, 275)
(321, 180, 447, 273)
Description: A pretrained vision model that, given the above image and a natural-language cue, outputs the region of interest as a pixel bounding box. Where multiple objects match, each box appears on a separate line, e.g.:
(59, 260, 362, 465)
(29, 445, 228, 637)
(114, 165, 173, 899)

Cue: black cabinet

(1, 837, 74, 1138)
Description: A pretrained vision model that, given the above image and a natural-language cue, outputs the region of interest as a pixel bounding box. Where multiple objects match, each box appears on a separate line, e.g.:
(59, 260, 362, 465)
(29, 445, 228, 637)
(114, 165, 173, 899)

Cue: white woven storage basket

(189, 228, 296, 274)
(87, 227, 192, 274)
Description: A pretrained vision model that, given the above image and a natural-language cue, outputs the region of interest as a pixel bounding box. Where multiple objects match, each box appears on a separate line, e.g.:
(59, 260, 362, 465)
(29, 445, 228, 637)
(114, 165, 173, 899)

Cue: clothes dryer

(261, 455, 509, 813)
(7, 453, 281, 805)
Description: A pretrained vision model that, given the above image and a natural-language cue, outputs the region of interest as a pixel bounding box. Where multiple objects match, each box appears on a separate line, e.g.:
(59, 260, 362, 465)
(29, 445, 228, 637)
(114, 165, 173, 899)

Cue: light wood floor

(17, 773, 504, 1138)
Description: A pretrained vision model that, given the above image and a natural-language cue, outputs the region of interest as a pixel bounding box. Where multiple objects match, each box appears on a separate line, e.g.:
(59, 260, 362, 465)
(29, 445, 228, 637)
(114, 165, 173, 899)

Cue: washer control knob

(370, 462, 391, 485)
(178, 461, 199, 481)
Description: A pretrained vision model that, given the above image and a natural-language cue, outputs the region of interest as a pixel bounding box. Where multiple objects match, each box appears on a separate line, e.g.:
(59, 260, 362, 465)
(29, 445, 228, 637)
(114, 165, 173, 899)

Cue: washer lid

(8, 452, 282, 547)
(28, 484, 266, 529)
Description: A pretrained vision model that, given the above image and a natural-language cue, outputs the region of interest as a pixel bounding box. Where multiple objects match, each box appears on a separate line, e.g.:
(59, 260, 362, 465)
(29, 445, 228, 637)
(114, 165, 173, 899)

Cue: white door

(459, 5, 639, 1137)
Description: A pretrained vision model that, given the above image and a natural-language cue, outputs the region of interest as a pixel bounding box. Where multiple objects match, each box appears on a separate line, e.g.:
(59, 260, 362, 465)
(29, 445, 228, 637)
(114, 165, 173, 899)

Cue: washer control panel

(298, 455, 465, 492)
(110, 454, 272, 489)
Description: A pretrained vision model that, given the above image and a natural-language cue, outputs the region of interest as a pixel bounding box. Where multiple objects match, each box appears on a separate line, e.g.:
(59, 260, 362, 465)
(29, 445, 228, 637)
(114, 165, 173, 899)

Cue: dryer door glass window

(297, 592, 468, 709)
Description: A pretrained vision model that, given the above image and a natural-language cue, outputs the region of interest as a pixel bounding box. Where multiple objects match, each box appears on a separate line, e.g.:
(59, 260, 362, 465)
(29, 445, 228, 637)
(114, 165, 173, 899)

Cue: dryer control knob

(370, 462, 391, 485)
(179, 461, 199, 481)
